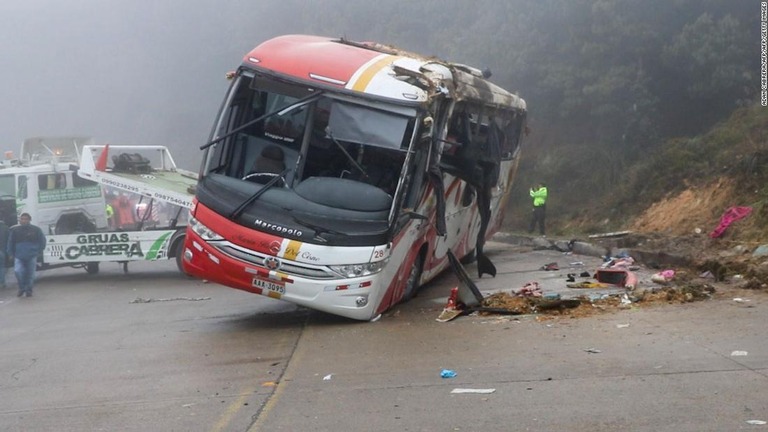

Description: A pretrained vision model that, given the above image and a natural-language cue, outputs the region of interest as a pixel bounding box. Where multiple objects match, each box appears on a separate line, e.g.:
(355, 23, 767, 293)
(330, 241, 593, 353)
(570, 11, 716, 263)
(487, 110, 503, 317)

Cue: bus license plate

(252, 277, 285, 295)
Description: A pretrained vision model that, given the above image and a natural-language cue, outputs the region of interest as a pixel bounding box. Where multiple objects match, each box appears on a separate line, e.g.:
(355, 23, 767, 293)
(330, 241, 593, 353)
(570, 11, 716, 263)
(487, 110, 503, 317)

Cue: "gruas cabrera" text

(64, 233, 144, 259)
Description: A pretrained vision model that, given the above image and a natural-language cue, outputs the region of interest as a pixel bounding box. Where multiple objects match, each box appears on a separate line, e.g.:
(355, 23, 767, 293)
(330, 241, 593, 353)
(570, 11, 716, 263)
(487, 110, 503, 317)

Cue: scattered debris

(323, 374, 333, 381)
(130, 297, 211, 303)
(567, 281, 610, 289)
(746, 420, 767, 425)
(515, 282, 543, 297)
(588, 230, 632, 239)
(709, 206, 752, 238)
(601, 256, 635, 270)
(481, 293, 534, 314)
(540, 262, 559, 271)
(436, 287, 463, 322)
(584, 348, 602, 354)
(620, 294, 632, 307)
(616, 323, 630, 328)
(450, 388, 496, 394)
(740, 278, 768, 290)
(479, 292, 581, 315)
(596, 268, 637, 288)
(651, 270, 676, 285)
(730, 351, 748, 357)
(441, 369, 457, 378)
(633, 283, 716, 303)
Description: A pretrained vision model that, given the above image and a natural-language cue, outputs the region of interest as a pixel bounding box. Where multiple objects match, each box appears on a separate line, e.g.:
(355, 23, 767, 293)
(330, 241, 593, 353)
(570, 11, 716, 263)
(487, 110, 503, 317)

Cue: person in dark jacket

(0, 219, 8, 289)
(7, 213, 46, 297)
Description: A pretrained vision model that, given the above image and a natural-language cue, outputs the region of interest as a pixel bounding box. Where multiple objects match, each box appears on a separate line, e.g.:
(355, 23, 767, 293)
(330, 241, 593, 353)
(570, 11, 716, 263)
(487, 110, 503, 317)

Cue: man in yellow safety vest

(529, 182, 548, 236)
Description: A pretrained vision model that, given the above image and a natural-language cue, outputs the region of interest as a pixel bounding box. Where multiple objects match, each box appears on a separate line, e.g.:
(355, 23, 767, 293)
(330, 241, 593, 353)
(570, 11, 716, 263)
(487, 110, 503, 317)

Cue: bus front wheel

(402, 253, 424, 301)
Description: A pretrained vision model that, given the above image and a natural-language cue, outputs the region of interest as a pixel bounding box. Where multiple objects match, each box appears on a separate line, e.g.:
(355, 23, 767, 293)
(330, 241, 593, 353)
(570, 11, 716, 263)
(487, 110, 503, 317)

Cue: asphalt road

(0, 241, 766, 431)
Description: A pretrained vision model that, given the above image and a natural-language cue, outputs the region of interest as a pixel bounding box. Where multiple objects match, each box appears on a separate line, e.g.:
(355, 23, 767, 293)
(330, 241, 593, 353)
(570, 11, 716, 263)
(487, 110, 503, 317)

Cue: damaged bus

(182, 35, 527, 320)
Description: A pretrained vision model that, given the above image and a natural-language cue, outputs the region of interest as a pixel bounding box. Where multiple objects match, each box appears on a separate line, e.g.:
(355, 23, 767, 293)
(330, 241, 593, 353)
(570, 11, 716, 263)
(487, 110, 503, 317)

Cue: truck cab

(0, 136, 107, 233)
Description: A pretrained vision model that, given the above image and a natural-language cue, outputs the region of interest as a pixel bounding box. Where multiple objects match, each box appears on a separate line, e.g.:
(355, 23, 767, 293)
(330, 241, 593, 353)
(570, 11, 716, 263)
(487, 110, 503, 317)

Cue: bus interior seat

(253, 145, 286, 174)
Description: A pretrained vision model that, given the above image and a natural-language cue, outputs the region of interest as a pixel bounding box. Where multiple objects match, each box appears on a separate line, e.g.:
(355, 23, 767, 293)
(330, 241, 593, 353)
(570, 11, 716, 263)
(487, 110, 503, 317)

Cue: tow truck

(0, 137, 197, 274)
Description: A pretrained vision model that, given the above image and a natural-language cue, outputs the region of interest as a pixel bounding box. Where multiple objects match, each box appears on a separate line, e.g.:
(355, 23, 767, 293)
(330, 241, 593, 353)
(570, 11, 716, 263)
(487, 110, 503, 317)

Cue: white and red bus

(182, 35, 527, 320)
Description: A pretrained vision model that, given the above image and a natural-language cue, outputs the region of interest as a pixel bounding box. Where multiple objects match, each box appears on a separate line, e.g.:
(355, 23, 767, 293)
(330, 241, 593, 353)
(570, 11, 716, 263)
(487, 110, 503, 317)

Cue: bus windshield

(197, 72, 421, 247)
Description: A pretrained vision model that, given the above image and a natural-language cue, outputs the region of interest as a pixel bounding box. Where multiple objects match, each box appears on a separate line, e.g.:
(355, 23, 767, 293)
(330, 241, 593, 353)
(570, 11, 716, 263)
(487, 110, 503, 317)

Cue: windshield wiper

(291, 215, 348, 242)
(229, 168, 290, 220)
(326, 128, 369, 180)
(201, 91, 325, 150)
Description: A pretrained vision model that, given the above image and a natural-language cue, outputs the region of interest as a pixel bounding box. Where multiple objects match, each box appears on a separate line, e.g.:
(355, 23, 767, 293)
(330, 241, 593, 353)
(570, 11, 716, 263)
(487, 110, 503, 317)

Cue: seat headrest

(261, 145, 284, 160)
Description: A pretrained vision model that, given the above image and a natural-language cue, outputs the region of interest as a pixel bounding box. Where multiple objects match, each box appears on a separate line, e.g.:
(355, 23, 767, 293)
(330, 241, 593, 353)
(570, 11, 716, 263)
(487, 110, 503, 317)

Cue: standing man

(529, 182, 548, 236)
(7, 213, 46, 297)
(0, 218, 8, 289)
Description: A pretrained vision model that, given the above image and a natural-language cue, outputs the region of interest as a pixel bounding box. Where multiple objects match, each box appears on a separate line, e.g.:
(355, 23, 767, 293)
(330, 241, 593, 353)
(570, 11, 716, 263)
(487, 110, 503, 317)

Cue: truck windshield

(197, 71, 420, 246)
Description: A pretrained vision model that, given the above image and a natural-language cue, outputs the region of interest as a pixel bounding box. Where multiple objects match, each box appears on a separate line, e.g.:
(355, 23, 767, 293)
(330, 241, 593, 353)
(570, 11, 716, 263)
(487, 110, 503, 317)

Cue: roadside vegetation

(294, 0, 760, 243)
(508, 103, 768, 244)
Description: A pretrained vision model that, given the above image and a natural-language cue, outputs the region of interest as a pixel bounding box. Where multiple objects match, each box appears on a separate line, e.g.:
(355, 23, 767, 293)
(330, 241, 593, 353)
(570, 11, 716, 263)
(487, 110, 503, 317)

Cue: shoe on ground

(25, 292, 32, 297)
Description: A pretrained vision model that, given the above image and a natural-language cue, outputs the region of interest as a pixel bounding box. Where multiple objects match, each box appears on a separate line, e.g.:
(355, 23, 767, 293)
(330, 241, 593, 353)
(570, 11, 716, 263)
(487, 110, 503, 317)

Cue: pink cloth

(709, 206, 752, 238)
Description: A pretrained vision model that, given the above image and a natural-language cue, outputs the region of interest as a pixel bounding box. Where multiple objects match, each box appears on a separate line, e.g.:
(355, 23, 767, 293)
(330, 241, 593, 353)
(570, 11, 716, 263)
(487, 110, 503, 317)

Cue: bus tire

(402, 253, 424, 301)
(85, 262, 100, 274)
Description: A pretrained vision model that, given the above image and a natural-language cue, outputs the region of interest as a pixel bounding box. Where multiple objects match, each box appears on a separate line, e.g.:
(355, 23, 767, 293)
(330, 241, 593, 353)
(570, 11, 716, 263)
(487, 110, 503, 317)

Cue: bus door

(435, 104, 505, 277)
(488, 110, 526, 232)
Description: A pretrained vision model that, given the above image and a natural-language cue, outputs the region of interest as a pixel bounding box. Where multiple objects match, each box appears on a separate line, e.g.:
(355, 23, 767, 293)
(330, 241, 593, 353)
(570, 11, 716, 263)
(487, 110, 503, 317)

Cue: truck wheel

(86, 262, 100, 274)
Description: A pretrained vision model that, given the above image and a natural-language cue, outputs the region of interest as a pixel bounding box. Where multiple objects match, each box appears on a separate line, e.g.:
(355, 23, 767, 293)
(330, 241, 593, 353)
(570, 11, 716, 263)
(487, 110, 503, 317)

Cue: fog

(0, 1, 337, 170)
(2, 1, 755, 172)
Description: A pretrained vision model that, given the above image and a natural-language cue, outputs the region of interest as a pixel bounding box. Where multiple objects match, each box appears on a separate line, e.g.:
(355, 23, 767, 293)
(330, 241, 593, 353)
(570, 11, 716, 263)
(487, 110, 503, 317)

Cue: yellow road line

(211, 386, 257, 432)
(247, 317, 311, 431)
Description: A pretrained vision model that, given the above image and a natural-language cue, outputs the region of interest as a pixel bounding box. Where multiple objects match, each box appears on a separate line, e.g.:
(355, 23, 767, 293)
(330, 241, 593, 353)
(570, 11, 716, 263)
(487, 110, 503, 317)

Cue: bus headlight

(189, 217, 224, 241)
(329, 261, 386, 278)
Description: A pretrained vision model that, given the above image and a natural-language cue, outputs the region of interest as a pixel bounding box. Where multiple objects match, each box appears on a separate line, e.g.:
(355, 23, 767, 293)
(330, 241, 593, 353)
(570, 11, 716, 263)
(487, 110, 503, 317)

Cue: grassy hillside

(504, 103, 768, 243)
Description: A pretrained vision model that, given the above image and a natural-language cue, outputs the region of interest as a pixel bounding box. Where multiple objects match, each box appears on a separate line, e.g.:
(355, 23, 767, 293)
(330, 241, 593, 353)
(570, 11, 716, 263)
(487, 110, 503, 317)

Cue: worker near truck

(8, 213, 46, 297)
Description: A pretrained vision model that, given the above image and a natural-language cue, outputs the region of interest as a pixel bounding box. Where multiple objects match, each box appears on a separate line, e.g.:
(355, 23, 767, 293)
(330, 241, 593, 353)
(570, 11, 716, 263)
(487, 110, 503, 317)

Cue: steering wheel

(242, 172, 286, 187)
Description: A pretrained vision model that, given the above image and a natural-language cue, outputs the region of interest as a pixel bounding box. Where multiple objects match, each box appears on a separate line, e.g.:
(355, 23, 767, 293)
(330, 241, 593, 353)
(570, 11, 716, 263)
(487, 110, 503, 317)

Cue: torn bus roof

(241, 34, 525, 109)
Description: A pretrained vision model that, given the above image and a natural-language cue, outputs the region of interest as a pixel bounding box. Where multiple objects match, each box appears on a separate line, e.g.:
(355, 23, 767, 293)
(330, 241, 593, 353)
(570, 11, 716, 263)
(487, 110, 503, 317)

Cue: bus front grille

(213, 243, 336, 279)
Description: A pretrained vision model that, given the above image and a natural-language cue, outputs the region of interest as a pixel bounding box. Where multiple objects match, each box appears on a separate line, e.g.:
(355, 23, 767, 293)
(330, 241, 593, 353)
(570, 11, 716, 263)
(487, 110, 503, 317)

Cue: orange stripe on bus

(352, 55, 397, 92)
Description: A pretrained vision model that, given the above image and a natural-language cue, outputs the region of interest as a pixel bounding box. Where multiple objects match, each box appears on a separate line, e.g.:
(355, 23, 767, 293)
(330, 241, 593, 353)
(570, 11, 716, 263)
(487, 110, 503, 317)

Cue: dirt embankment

(623, 177, 768, 289)
(630, 178, 736, 237)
